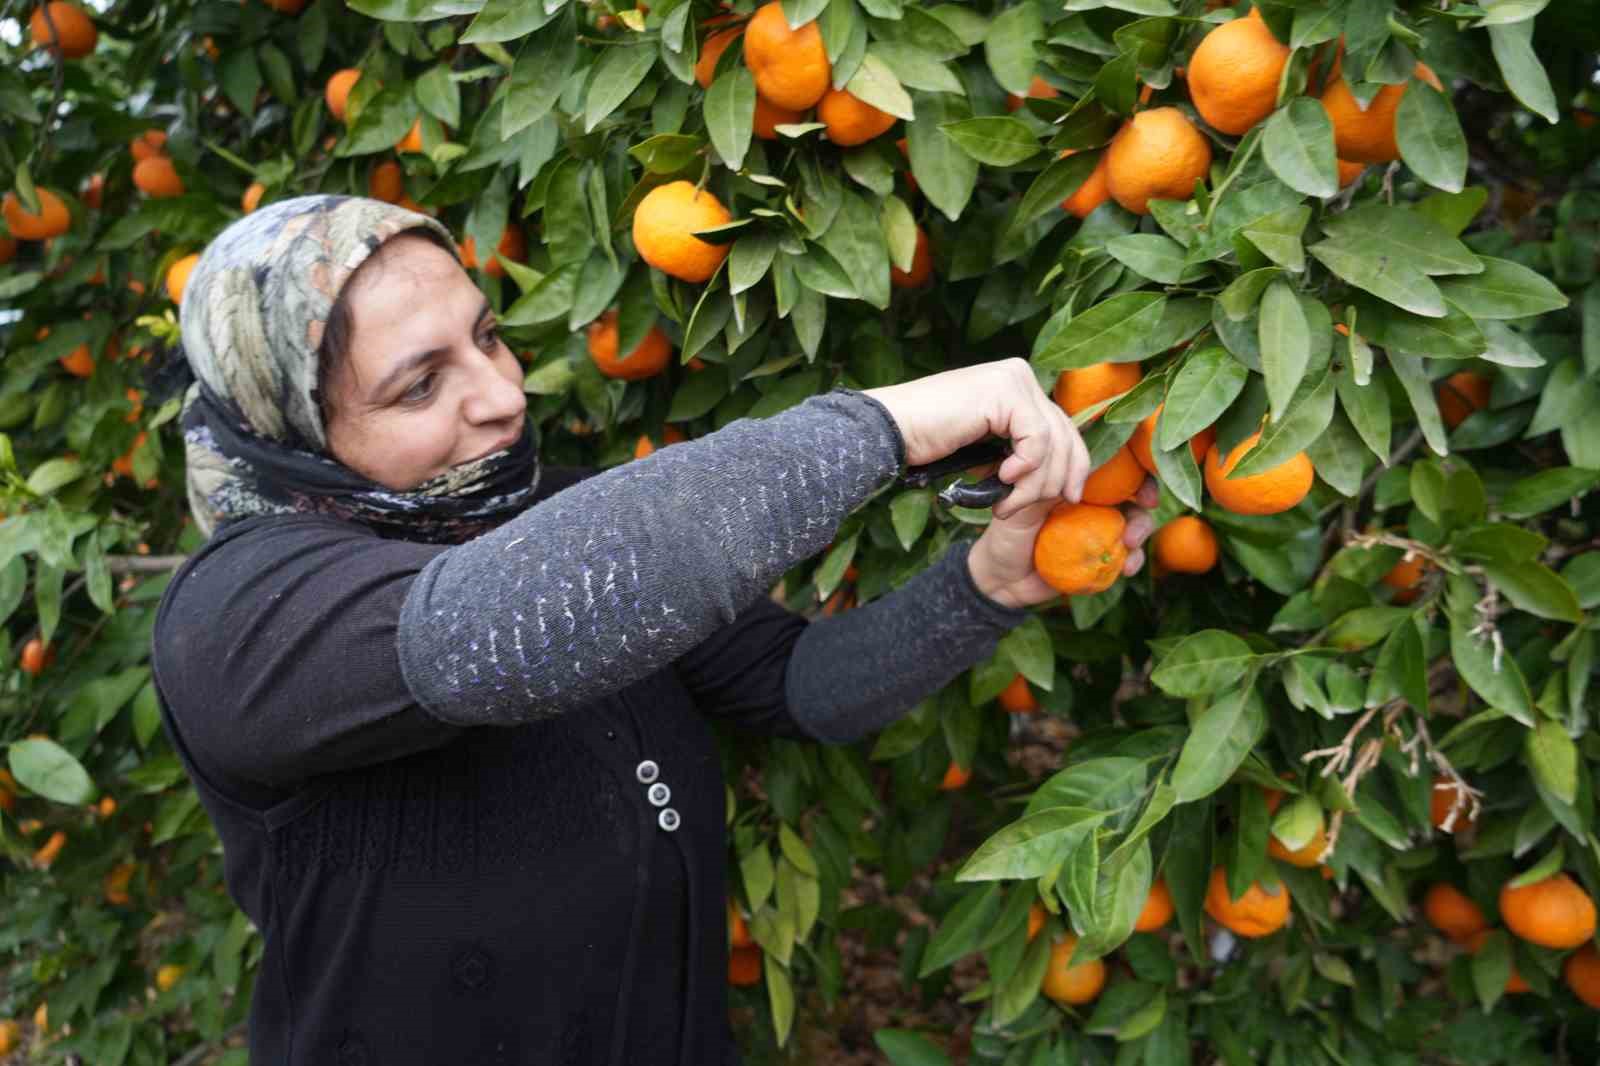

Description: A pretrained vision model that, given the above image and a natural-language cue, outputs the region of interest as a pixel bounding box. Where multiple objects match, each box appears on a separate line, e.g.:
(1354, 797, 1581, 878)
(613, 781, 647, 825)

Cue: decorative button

(658, 808, 680, 832)
(635, 760, 659, 784)
(605, 730, 617, 741)
(647, 782, 671, 807)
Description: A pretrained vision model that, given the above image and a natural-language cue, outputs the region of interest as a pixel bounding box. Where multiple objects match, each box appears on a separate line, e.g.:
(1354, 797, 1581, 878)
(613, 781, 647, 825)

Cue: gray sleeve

(396, 388, 905, 726)
(785, 539, 1030, 744)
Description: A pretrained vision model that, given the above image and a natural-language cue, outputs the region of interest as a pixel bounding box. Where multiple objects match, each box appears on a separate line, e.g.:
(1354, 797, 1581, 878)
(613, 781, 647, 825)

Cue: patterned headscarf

(176, 195, 541, 544)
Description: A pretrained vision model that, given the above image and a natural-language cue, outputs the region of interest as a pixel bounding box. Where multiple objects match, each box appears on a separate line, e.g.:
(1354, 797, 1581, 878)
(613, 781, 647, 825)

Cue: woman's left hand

(966, 479, 1162, 610)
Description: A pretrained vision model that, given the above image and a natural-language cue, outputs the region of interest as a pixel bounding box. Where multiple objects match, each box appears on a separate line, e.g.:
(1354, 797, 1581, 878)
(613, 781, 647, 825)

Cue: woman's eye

(479, 325, 500, 350)
(402, 372, 436, 404)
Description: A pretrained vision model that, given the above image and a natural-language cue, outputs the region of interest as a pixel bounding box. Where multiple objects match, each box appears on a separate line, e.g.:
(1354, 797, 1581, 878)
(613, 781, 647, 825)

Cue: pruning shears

(901, 438, 1016, 509)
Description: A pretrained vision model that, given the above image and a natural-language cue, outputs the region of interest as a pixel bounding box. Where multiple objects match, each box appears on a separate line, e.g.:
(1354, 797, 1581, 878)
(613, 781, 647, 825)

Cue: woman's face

(324, 233, 527, 491)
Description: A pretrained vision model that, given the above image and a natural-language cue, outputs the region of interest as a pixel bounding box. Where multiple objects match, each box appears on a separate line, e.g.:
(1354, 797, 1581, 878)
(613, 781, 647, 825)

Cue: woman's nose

(465, 353, 527, 424)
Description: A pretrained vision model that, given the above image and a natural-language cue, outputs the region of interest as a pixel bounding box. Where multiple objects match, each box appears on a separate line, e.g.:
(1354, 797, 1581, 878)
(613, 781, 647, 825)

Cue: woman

(149, 195, 1157, 1066)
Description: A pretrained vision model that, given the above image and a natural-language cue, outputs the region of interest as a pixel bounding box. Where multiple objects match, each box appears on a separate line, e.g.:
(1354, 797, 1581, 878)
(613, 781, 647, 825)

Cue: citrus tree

(2, 0, 1600, 1062)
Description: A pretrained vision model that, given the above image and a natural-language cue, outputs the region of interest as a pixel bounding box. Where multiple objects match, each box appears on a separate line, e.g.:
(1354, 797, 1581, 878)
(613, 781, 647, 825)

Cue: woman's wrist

(965, 537, 1027, 611)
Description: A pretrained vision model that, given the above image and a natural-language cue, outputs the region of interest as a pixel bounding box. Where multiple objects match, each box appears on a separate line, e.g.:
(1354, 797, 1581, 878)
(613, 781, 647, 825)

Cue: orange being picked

(242, 181, 265, 213)
(1204, 865, 1290, 938)
(1053, 361, 1142, 422)
(1436, 370, 1490, 429)
(728, 898, 753, 948)
(634, 425, 687, 459)
(1033, 503, 1127, 596)
(166, 253, 200, 305)
(753, 94, 804, 140)
(996, 673, 1037, 714)
(939, 762, 971, 791)
(1382, 553, 1427, 604)
(1027, 903, 1047, 942)
(1104, 108, 1213, 215)
(326, 68, 361, 123)
(133, 156, 184, 198)
(29, 2, 96, 59)
(742, 2, 830, 110)
(1040, 935, 1106, 1006)
(1058, 150, 1111, 220)
(1187, 9, 1290, 135)
(587, 310, 673, 381)
(819, 89, 896, 146)
(3, 187, 71, 240)
(1006, 75, 1059, 112)
(1134, 878, 1175, 932)
(1500, 873, 1598, 950)
(890, 226, 933, 288)
(460, 226, 527, 278)
(1203, 431, 1314, 515)
(1321, 63, 1443, 164)
(728, 945, 762, 986)
(633, 181, 732, 282)
(1337, 159, 1366, 187)
(1080, 445, 1144, 506)
(695, 25, 743, 88)
(1268, 822, 1328, 868)
(1152, 515, 1218, 574)
(1563, 943, 1600, 1009)
(1422, 883, 1488, 943)
(368, 160, 404, 203)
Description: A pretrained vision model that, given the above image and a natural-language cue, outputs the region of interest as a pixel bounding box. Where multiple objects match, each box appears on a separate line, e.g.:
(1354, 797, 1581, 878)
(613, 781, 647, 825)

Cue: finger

(1134, 477, 1160, 510)
(1122, 547, 1145, 577)
(1123, 510, 1156, 548)
(1038, 394, 1069, 503)
(1062, 416, 1091, 503)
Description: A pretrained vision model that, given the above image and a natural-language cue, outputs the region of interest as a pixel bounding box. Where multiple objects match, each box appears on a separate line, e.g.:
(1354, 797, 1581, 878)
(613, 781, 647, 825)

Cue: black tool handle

(901, 439, 1015, 509)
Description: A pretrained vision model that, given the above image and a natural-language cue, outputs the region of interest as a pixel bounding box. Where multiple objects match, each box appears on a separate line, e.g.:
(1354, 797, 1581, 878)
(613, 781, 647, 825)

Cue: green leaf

(1218, 267, 1281, 322)
(906, 92, 979, 222)
(1320, 204, 1481, 277)
(705, 66, 756, 171)
(1106, 234, 1194, 285)
(1357, 298, 1486, 360)
(1151, 630, 1255, 698)
(1481, 560, 1583, 623)
(584, 45, 657, 132)
(1240, 205, 1310, 273)
(764, 953, 795, 1043)
(1261, 99, 1338, 198)
(819, 189, 892, 310)
(1525, 720, 1578, 807)
(1305, 408, 1366, 497)
(1158, 346, 1248, 449)
(956, 807, 1106, 881)
(667, 365, 730, 421)
(1561, 553, 1600, 609)
(504, 10, 577, 138)
(875, 1030, 953, 1066)
(9, 737, 95, 805)
(1172, 685, 1267, 804)
(1471, 929, 1513, 1012)
(999, 616, 1054, 692)
(415, 62, 461, 128)
(1034, 293, 1168, 372)
(1231, 369, 1335, 478)
(1416, 187, 1491, 237)
(1258, 281, 1310, 421)
(1487, 20, 1559, 124)
(1011, 151, 1102, 238)
(984, 1, 1044, 95)
(1387, 352, 1447, 456)
(1396, 82, 1467, 193)
(890, 489, 932, 550)
(1500, 467, 1600, 519)
(871, 41, 963, 94)
(939, 117, 1041, 166)
(1450, 616, 1535, 726)
(1437, 257, 1570, 320)
(917, 884, 1003, 978)
(1315, 237, 1449, 318)
(845, 53, 914, 121)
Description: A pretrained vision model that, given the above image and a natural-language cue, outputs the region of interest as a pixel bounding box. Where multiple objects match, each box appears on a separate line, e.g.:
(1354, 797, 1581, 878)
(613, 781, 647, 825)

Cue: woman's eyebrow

(369, 300, 493, 398)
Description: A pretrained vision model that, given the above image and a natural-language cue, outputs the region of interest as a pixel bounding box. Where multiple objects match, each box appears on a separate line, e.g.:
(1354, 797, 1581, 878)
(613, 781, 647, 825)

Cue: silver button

(658, 808, 680, 832)
(647, 782, 671, 807)
(635, 760, 659, 784)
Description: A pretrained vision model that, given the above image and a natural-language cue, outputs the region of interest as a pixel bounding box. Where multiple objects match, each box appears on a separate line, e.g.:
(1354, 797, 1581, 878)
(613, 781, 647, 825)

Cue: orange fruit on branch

(1058, 150, 1111, 220)
(242, 182, 265, 213)
(166, 253, 200, 305)
(326, 68, 361, 123)
(1027, 903, 1047, 942)
(1152, 515, 1218, 574)
(1337, 159, 1366, 187)
(819, 88, 896, 146)
(1203, 430, 1314, 515)
(742, 1, 830, 110)
(1080, 445, 1145, 506)
(1563, 942, 1600, 1008)
(997, 673, 1037, 714)
(368, 160, 404, 203)
(19, 637, 54, 676)
(1006, 75, 1059, 113)
(728, 898, 753, 948)
(29, 2, 96, 59)
(1134, 878, 1175, 932)
(1436, 370, 1490, 429)
(632, 181, 733, 282)
(939, 761, 971, 791)
(1382, 553, 1427, 604)
(634, 426, 687, 459)
(129, 129, 168, 162)
(728, 944, 762, 986)
(1422, 883, 1488, 943)
(0, 236, 15, 264)
(1052, 361, 1142, 423)
(587, 310, 672, 380)
(32, 829, 66, 869)
(1204, 865, 1290, 938)
(133, 156, 184, 198)
(1430, 776, 1475, 832)
(1320, 63, 1443, 164)
(890, 226, 933, 288)
(752, 94, 803, 140)
(1040, 934, 1106, 1005)
(460, 226, 527, 278)
(1268, 823, 1328, 868)
(695, 26, 743, 89)
(1500, 872, 1597, 950)
(60, 342, 94, 378)
(3, 187, 71, 240)
(1187, 9, 1290, 135)
(1105, 108, 1213, 215)
(1033, 503, 1127, 596)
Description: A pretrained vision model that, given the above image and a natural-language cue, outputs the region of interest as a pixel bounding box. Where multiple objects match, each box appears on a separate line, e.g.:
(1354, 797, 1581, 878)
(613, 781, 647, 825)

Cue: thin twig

(107, 554, 188, 574)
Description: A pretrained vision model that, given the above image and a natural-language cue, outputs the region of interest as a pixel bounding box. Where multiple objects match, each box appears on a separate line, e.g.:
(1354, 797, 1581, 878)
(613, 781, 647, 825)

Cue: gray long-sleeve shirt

(397, 389, 1030, 741)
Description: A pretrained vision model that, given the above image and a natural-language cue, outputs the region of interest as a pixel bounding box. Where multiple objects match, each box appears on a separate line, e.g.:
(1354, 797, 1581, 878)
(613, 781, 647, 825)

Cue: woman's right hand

(863, 360, 1092, 521)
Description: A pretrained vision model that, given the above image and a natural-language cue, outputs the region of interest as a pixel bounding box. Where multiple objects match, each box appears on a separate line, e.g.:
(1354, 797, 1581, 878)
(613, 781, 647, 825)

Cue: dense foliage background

(2, 0, 1599, 1062)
